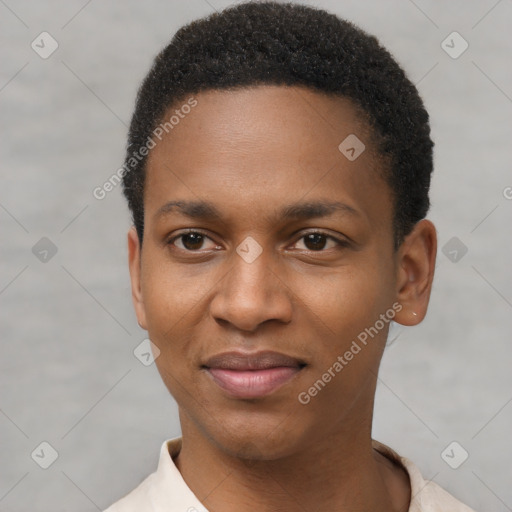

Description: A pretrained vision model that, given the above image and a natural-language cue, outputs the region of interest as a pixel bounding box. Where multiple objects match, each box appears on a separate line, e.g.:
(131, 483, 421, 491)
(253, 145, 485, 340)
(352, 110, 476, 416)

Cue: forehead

(144, 85, 391, 233)
(151, 85, 374, 159)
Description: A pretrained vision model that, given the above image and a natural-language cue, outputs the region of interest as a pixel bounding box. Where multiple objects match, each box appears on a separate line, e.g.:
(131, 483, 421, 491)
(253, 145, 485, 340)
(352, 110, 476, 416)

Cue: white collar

(105, 437, 475, 511)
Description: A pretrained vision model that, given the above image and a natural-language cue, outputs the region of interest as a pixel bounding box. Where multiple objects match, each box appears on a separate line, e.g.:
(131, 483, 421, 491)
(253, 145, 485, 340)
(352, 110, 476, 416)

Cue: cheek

(141, 261, 205, 402)
(141, 252, 202, 327)
(298, 265, 389, 344)
(139, 253, 228, 399)
(139, 255, 202, 379)
(294, 262, 395, 408)
(293, 270, 391, 418)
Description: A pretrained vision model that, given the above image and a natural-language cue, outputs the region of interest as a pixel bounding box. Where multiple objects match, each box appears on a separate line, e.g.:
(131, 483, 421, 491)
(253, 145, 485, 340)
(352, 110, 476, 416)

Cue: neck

(173, 399, 410, 511)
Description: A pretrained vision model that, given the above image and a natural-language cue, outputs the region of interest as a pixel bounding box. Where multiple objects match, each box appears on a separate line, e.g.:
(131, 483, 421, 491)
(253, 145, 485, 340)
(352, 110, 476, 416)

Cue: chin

(197, 407, 311, 461)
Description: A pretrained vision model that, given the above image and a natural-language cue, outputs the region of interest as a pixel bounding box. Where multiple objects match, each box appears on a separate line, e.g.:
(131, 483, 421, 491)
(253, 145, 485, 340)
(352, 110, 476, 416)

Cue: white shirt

(103, 437, 476, 511)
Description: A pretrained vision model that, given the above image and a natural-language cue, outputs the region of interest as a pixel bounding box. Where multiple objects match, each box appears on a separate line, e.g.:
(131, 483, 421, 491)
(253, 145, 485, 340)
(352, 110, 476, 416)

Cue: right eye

(167, 230, 220, 252)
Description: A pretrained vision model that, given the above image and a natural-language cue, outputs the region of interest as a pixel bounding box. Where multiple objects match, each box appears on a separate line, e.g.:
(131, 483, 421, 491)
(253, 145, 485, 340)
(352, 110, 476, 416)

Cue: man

(105, 2, 475, 510)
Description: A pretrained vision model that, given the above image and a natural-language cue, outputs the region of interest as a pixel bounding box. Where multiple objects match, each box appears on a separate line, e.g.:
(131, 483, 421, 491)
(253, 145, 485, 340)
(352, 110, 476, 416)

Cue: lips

(203, 350, 306, 399)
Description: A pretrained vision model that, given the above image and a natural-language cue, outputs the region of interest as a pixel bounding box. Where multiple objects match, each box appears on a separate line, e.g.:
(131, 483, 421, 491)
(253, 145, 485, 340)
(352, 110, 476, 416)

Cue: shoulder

(401, 456, 476, 512)
(102, 437, 208, 512)
(102, 438, 182, 512)
(372, 439, 477, 512)
(103, 471, 158, 512)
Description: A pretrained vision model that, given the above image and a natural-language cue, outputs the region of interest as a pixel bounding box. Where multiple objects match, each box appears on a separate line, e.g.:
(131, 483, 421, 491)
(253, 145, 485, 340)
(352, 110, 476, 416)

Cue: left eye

(292, 232, 342, 252)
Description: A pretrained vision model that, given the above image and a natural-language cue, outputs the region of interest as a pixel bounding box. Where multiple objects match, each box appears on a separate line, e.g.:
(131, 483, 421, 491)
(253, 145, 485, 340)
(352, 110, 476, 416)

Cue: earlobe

(127, 226, 148, 330)
(393, 219, 437, 327)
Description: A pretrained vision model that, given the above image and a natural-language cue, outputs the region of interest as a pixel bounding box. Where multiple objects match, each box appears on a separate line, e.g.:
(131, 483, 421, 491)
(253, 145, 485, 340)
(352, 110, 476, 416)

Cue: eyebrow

(153, 199, 360, 223)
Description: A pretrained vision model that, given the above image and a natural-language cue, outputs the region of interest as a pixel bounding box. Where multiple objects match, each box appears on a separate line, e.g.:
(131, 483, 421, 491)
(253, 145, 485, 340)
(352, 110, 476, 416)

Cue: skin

(127, 85, 437, 512)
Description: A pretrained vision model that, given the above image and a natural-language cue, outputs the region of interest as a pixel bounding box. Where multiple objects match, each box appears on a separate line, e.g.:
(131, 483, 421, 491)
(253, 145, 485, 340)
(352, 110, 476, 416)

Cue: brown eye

(303, 233, 328, 251)
(293, 232, 344, 252)
(180, 233, 205, 250)
(168, 231, 218, 252)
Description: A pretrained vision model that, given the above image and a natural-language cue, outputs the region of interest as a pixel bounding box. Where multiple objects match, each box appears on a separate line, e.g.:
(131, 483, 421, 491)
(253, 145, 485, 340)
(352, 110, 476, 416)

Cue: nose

(209, 247, 293, 332)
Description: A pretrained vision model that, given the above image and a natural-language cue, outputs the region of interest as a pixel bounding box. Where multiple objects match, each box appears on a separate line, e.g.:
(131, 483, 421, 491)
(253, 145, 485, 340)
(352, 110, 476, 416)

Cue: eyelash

(166, 229, 349, 253)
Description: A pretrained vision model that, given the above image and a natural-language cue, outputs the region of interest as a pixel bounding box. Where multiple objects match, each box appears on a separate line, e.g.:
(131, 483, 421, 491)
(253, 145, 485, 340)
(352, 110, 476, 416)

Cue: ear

(393, 219, 437, 326)
(127, 226, 148, 330)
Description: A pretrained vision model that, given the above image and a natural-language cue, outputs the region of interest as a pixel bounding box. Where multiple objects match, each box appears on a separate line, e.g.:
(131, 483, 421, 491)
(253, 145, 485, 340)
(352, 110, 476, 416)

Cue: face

(128, 85, 436, 460)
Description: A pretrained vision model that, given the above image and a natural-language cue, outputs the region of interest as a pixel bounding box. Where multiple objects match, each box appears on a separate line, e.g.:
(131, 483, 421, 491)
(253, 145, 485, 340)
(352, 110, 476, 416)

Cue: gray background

(1, 0, 511, 510)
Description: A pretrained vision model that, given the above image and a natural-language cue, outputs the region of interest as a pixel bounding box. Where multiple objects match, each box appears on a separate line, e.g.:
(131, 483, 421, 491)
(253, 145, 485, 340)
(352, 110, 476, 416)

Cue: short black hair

(122, 1, 434, 248)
